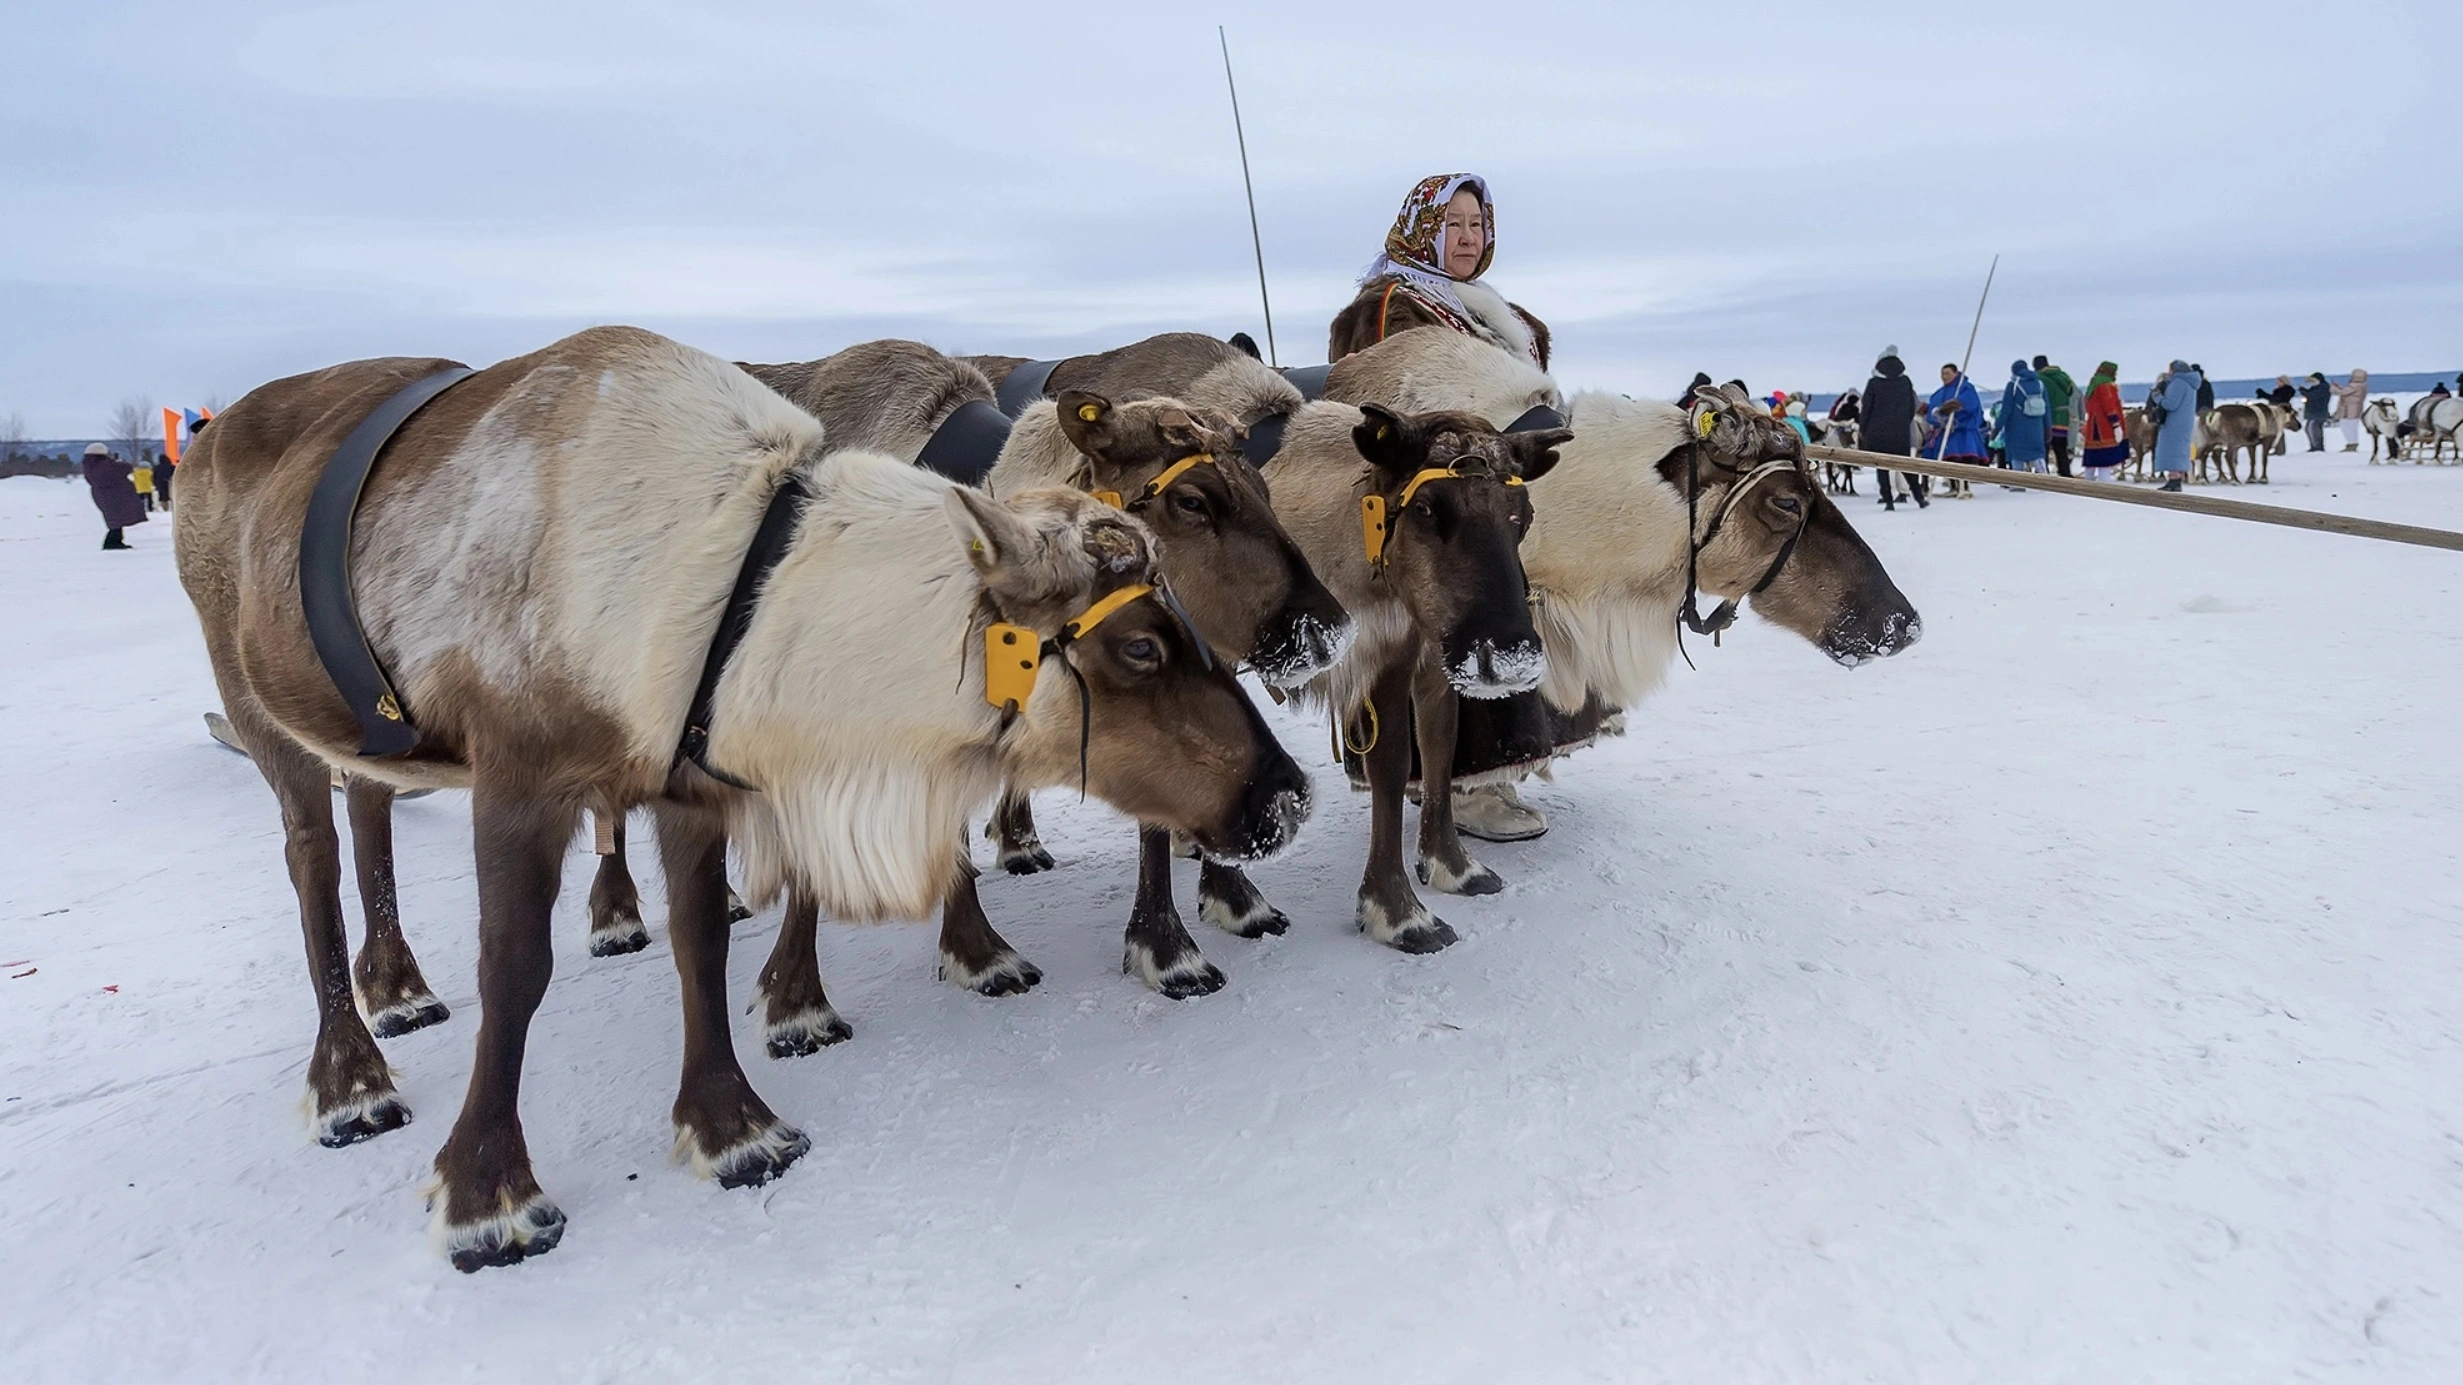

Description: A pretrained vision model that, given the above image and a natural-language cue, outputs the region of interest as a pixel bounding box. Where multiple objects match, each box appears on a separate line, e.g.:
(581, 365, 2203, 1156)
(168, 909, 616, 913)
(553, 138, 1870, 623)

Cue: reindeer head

(1055, 391, 1351, 688)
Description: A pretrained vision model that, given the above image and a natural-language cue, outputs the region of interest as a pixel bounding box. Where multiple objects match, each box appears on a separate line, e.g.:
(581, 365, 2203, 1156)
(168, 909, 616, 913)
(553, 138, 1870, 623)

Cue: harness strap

(1363, 462, 1525, 568)
(1507, 403, 1567, 433)
(915, 398, 1012, 485)
(1242, 409, 1291, 465)
(1376, 281, 1399, 342)
(300, 365, 473, 757)
(674, 474, 812, 790)
(995, 359, 1064, 418)
(1064, 583, 1154, 641)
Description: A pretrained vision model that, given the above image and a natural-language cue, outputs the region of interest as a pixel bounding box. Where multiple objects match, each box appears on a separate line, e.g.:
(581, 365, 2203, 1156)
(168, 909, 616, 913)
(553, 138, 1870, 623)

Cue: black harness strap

(1280, 363, 1331, 401)
(299, 365, 473, 757)
(674, 475, 813, 790)
(995, 359, 1064, 418)
(1241, 409, 1291, 467)
(1508, 403, 1567, 433)
(916, 398, 1011, 485)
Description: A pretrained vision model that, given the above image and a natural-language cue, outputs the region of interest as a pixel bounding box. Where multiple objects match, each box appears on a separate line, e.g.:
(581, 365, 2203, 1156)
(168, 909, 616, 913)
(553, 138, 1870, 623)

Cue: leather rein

(1676, 405, 1814, 658)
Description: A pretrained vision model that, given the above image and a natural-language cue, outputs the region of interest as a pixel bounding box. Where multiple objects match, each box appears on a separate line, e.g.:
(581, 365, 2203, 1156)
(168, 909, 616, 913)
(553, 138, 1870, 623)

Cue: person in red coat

(2078, 362, 2128, 480)
(81, 442, 146, 549)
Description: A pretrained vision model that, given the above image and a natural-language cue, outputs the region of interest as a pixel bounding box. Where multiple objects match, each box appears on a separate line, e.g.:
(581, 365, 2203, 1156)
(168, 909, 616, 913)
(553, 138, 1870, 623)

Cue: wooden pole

(1218, 27, 1277, 367)
(1803, 443, 2463, 553)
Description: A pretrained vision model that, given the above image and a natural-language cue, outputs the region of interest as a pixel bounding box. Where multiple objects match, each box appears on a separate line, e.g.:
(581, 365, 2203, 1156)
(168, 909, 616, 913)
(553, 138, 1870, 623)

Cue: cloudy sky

(5, 0, 2455, 435)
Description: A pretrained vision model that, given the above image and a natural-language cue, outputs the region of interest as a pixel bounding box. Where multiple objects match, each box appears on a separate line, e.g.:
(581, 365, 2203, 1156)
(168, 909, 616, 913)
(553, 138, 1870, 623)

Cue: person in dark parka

(1859, 348, 1926, 510)
(2193, 365, 2215, 414)
(82, 442, 146, 549)
(2299, 372, 2332, 451)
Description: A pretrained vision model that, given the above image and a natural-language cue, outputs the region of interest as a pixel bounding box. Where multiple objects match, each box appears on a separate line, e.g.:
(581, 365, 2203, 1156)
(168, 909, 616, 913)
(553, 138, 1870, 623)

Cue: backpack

(2020, 382, 2046, 417)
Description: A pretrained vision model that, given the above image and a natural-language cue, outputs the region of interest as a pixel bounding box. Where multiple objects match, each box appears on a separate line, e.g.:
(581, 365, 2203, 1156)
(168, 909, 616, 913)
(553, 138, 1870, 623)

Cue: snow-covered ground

(3, 444, 2458, 1382)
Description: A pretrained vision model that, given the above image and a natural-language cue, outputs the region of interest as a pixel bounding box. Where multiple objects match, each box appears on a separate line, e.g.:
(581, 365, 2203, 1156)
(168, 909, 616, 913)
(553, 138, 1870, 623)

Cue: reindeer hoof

(689, 1122, 811, 1191)
(588, 919, 651, 957)
(1359, 897, 1460, 954)
(1124, 941, 1227, 999)
(1198, 890, 1290, 939)
(763, 1006, 854, 1058)
(940, 950, 1043, 997)
(998, 844, 1056, 875)
(366, 993, 451, 1038)
(1416, 856, 1504, 896)
(313, 1089, 412, 1148)
(435, 1192, 565, 1274)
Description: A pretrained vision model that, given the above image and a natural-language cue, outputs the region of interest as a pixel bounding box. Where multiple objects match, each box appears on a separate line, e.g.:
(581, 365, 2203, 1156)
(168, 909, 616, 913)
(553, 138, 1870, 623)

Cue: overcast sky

(5, 0, 2455, 435)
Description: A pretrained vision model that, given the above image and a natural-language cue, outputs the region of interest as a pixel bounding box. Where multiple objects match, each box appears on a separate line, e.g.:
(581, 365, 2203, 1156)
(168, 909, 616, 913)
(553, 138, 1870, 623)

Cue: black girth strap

(674, 475, 812, 790)
(916, 398, 1011, 486)
(299, 365, 473, 757)
(995, 359, 1063, 418)
(1281, 363, 1331, 401)
(1508, 403, 1567, 433)
(1241, 410, 1291, 467)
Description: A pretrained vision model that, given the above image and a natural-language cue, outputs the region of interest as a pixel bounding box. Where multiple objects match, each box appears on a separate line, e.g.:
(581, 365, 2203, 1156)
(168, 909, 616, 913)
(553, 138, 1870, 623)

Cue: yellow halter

(1090, 454, 1213, 511)
(982, 583, 1157, 713)
(1360, 460, 1525, 567)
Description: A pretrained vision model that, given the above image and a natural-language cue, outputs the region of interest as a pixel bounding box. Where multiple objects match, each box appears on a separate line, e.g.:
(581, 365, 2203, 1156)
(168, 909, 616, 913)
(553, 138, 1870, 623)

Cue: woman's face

(1940, 365, 1959, 385)
(1440, 188, 1486, 279)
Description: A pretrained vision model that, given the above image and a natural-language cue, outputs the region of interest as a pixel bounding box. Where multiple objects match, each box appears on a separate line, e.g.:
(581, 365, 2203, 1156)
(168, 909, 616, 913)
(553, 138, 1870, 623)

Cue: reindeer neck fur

(1521, 391, 1699, 712)
(1257, 402, 1419, 718)
(986, 400, 1094, 498)
(714, 454, 1121, 921)
(1325, 326, 1561, 430)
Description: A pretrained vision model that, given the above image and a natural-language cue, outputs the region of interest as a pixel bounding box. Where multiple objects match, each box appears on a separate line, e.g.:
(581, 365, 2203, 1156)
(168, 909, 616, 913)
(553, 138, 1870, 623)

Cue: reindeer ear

(1507, 427, 1572, 484)
(943, 486, 1043, 579)
(1351, 403, 1420, 488)
(1155, 405, 1211, 457)
(1055, 391, 1116, 460)
(1078, 513, 1152, 577)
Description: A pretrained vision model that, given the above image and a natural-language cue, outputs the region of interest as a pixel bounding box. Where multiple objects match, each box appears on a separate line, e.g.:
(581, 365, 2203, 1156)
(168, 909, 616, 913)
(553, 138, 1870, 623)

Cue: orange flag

(162, 407, 182, 463)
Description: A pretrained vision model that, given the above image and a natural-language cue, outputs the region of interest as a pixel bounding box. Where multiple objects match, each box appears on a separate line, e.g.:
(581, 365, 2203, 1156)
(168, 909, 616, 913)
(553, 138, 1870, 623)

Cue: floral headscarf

(1356, 173, 1536, 363)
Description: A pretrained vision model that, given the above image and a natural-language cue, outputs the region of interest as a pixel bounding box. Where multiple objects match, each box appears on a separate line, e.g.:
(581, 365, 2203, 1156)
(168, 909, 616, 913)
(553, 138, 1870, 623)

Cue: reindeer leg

(753, 884, 852, 1057)
(427, 781, 576, 1271)
(1356, 661, 1455, 953)
(245, 705, 412, 1149)
(344, 774, 448, 1037)
(986, 786, 1054, 874)
(1123, 825, 1226, 997)
(655, 798, 809, 1190)
(937, 854, 1042, 996)
(586, 810, 650, 956)
(1412, 683, 1502, 896)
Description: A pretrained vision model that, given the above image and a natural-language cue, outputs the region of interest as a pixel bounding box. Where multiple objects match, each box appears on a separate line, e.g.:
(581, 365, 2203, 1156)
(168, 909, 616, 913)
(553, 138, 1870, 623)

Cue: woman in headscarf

(2078, 362, 2128, 480)
(1329, 174, 1550, 368)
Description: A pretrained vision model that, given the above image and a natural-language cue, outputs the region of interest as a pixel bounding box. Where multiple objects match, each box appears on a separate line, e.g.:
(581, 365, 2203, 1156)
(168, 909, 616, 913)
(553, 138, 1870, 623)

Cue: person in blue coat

(1996, 359, 2049, 473)
(1926, 364, 1986, 461)
(2151, 359, 2202, 492)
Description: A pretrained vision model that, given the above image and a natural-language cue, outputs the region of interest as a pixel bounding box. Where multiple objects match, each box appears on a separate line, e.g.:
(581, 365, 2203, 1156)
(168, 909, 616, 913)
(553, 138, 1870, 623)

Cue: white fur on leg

(1197, 886, 1288, 939)
(938, 946, 1043, 997)
(361, 990, 451, 1038)
(1123, 936, 1226, 999)
(675, 1119, 811, 1190)
(426, 1183, 566, 1273)
(1357, 892, 1459, 954)
(587, 913, 651, 957)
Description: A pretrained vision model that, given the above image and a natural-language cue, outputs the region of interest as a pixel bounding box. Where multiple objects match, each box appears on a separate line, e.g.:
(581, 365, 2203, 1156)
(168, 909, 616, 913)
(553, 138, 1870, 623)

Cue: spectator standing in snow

(133, 457, 156, 513)
(1928, 363, 1986, 452)
(2193, 365, 2215, 415)
(2300, 372, 2333, 451)
(82, 443, 146, 550)
(2033, 355, 2076, 476)
(2264, 375, 2296, 408)
(1997, 360, 2049, 476)
(2079, 361, 2128, 479)
(2330, 369, 2369, 451)
(2151, 360, 2202, 492)
(1860, 348, 1925, 510)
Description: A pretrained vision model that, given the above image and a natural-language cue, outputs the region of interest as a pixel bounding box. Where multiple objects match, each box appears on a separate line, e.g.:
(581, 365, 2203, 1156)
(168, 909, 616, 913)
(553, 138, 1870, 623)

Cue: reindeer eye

(1774, 495, 1802, 516)
(1173, 491, 1207, 518)
(1122, 636, 1160, 667)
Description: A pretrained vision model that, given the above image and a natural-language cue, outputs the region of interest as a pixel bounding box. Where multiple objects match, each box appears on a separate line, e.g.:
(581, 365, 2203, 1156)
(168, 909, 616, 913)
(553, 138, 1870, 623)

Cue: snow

(3, 449, 2459, 1381)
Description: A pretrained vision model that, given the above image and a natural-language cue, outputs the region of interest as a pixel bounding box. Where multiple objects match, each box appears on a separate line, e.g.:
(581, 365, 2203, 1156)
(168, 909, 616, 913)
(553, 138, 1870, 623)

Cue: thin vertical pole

(1219, 26, 1277, 366)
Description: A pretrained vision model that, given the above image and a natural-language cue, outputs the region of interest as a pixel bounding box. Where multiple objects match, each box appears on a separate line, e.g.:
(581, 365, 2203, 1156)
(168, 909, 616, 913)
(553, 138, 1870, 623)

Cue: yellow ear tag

(1360, 494, 1389, 565)
(1695, 410, 1719, 439)
(1077, 402, 1102, 423)
(1090, 489, 1123, 509)
(983, 623, 1040, 712)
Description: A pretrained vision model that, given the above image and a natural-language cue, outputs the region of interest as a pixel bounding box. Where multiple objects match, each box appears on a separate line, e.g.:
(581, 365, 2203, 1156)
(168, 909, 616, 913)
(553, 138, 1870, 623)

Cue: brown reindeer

(1319, 330, 1919, 891)
(174, 327, 1307, 1270)
(1263, 403, 1567, 950)
(2206, 403, 2268, 484)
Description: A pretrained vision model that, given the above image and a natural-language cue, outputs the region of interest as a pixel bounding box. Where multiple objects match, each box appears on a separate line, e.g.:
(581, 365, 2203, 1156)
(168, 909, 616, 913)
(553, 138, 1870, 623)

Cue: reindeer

(2205, 403, 2269, 484)
(173, 327, 1306, 1270)
(2363, 397, 2405, 461)
(2407, 395, 2463, 462)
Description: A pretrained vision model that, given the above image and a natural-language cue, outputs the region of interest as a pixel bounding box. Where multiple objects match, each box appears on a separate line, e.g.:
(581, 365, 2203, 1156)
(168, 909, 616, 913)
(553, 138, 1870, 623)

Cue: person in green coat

(2032, 355, 2077, 477)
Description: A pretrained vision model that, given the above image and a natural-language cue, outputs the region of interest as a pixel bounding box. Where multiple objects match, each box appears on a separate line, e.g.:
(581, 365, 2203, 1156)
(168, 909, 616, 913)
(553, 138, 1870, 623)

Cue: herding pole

(1934, 253, 1999, 462)
(1218, 26, 1278, 366)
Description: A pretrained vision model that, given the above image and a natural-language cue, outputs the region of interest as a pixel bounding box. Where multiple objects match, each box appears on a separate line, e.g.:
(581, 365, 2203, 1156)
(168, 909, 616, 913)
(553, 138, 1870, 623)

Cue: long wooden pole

(1218, 27, 1278, 367)
(1803, 442, 2463, 553)
(1933, 254, 1998, 462)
